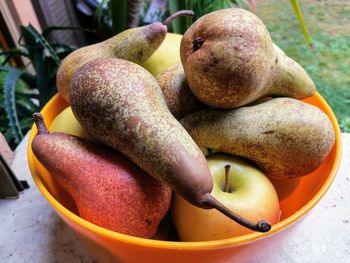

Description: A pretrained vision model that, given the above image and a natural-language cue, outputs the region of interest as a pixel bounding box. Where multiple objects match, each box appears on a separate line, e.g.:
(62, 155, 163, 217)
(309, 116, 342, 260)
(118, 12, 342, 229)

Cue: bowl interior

(27, 93, 341, 247)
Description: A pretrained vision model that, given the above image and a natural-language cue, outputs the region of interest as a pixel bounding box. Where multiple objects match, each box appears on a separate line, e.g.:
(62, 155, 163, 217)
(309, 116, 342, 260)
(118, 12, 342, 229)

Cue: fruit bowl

(27, 93, 341, 263)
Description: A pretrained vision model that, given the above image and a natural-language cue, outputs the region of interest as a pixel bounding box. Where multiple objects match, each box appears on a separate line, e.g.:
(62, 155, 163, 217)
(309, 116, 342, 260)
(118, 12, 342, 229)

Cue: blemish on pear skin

(180, 8, 315, 108)
(70, 58, 209, 198)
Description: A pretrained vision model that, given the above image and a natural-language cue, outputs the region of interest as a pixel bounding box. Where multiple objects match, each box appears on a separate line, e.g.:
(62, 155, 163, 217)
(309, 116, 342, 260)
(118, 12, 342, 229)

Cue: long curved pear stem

(163, 10, 195, 26)
(203, 193, 271, 232)
(32, 113, 49, 135)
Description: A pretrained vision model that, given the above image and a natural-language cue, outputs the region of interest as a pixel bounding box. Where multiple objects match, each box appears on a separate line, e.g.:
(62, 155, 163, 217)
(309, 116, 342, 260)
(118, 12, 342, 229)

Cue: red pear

(31, 113, 172, 238)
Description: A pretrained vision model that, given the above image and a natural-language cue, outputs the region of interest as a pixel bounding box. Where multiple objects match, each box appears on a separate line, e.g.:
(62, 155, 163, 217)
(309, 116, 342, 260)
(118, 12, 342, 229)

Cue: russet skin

(180, 98, 335, 180)
(180, 8, 315, 109)
(70, 57, 271, 233)
(156, 63, 205, 119)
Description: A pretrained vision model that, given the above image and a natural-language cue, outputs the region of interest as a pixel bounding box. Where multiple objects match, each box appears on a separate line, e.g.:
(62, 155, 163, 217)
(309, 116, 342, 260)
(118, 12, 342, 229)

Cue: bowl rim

(27, 92, 342, 249)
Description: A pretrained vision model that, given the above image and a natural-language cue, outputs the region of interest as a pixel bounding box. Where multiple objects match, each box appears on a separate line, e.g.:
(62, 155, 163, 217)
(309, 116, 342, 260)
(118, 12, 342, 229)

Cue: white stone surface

(0, 133, 349, 263)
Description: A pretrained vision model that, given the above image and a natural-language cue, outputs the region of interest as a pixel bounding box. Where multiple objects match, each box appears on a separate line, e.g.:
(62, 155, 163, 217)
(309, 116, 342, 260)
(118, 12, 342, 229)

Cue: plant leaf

(168, 0, 189, 34)
(21, 24, 61, 65)
(16, 94, 39, 114)
(111, 0, 127, 34)
(19, 117, 34, 131)
(290, 0, 312, 47)
(20, 72, 37, 88)
(0, 66, 24, 143)
(33, 47, 50, 108)
(0, 49, 30, 59)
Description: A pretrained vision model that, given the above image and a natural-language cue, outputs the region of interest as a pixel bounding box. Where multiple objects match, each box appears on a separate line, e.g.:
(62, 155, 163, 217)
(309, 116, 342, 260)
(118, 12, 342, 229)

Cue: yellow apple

(142, 33, 182, 76)
(50, 107, 92, 140)
(172, 153, 280, 241)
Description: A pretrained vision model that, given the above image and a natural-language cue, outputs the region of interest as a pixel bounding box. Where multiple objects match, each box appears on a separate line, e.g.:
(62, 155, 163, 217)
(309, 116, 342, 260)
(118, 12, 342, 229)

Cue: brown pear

(180, 98, 335, 180)
(70, 57, 271, 233)
(156, 63, 205, 119)
(180, 8, 316, 108)
(31, 113, 172, 238)
(57, 10, 194, 103)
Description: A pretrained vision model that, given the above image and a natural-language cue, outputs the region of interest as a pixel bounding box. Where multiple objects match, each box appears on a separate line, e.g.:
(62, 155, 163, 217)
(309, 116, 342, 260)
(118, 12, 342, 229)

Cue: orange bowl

(27, 93, 341, 263)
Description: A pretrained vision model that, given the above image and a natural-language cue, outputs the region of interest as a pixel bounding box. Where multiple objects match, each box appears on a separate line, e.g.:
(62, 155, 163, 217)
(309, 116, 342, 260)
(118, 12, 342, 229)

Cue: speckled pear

(70, 57, 272, 233)
(180, 8, 316, 108)
(180, 98, 335, 179)
(57, 10, 194, 103)
(156, 63, 205, 119)
(31, 113, 172, 238)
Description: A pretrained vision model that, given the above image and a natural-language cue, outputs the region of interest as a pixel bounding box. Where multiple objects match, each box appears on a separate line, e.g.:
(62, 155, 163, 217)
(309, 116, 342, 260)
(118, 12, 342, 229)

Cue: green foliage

(166, 0, 311, 43)
(168, 0, 242, 34)
(0, 24, 76, 148)
(258, 0, 350, 132)
(94, 0, 149, 40)
(112, 0, 127, 34)
(94, 0, 111, 39)
(340, 118, 350, 133)
(291, 0, 312, 47)
(192, 0, 238, 20)
(0, 66, 26, 143)
(168, 0, 191, 34)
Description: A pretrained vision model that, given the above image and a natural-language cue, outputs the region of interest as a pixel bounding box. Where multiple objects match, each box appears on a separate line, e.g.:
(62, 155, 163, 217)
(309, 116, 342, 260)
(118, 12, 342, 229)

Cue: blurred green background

(257, 0, 350, 131)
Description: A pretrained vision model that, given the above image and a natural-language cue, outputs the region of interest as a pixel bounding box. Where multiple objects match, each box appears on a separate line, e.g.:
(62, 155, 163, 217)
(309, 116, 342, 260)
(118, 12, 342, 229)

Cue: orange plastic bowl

(28, 93, 341, 263)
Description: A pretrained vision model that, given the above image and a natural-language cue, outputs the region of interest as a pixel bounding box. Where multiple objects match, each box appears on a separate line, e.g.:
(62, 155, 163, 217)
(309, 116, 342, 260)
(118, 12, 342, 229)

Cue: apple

(50, 106, 93, 140)
(142, 33, 182, 76)
(172, 153, 280, 241)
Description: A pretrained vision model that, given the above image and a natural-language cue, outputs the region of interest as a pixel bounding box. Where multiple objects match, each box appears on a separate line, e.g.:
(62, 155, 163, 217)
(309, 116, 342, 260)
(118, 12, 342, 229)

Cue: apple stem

(202, 193, 272, 233)
(224, 164, 231, 193)
(32, 113, 49, 134)
(163, 10, 195, 26)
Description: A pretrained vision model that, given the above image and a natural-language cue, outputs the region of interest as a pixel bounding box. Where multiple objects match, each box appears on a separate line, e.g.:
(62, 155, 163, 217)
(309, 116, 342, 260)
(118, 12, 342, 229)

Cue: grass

(257, 0, 350, 132)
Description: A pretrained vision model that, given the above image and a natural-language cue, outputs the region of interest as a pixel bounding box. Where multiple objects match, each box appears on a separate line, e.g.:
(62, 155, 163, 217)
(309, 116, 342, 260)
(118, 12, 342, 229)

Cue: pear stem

(32, 113, 49, 134)
(163, 10, 195, 26)
(203, 193, 271, 233)
(224, 164, 231, 193)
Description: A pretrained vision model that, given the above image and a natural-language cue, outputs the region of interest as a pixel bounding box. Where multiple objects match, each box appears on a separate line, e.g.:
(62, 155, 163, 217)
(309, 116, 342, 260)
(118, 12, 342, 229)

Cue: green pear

(180, 98, 335, 180)
(180, 8, 315, 108)
(70, 57, 271, 233)
(32, 113, 172, 238)
(156, 63, 205, 119)
(57, 10, 194, 103)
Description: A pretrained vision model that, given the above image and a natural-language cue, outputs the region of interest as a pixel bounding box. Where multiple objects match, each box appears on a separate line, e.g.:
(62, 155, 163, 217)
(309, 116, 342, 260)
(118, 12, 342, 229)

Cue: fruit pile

(31, 8, 335, 242)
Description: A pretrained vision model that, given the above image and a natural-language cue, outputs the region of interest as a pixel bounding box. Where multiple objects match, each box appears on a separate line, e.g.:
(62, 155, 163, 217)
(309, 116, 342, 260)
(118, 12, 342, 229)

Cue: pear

(57, 10, 194, 103)
(180, 8, 316, 108)
(156, 63, 205, 119)
(31, 113, 172, 238)
(180, 98, 335, 180)
(70, 57, 271, 233)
